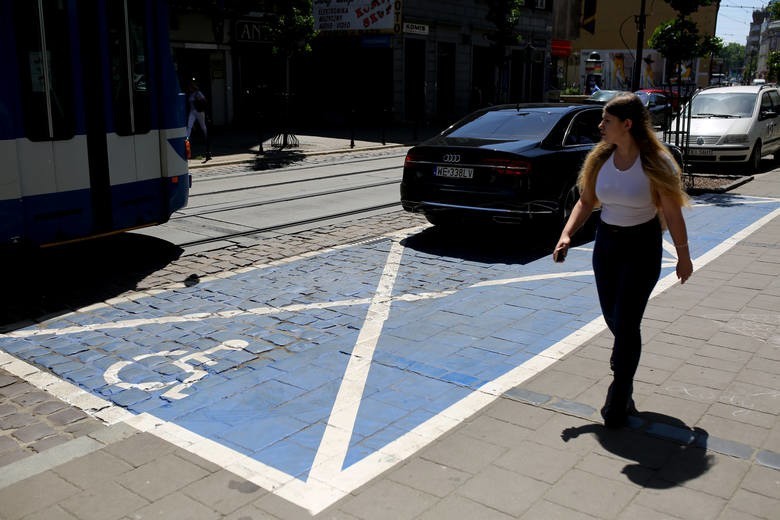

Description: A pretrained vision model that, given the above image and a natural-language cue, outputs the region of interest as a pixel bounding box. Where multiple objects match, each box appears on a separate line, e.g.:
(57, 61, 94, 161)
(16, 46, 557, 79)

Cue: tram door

(79, 1, 162, 232)
(12, 0, 92, 243)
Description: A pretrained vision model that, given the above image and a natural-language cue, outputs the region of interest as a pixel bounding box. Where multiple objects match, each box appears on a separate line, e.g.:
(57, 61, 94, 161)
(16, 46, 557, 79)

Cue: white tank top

(595, 152, 657, 226)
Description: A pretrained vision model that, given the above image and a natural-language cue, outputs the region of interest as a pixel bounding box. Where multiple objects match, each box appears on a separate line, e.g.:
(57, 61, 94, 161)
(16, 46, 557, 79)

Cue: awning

(551, 39, 572, 58)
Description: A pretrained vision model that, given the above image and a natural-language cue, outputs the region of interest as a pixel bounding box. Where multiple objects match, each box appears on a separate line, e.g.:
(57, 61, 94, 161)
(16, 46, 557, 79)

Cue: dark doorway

(436, 42, 456, 124)
(510, 48, 546, 102)
(233, 44, 277, 130)
(172, 48, 212, 116)
(404, 38, 426, 123)
(472, 46, 495, 109)
(301, 35, 393, 127)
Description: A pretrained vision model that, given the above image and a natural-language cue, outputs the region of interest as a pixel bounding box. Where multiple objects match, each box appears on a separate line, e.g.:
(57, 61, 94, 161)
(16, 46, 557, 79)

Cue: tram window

(14, 0, 75, 141)
(108, 0, 150, 136)
(128, 4, 151, 134)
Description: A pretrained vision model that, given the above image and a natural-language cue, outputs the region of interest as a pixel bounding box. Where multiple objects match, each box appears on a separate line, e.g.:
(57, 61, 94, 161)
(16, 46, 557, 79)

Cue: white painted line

(0, 352, 129, 423)
(309, 239, 405, 483)
(1, 292, 464, 339)
(471, 269, 593, 287)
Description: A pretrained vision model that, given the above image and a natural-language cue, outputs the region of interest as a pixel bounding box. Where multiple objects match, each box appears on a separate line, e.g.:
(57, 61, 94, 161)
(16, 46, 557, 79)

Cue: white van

(752, 78, 766, 85)
(669, 84, 780, 173)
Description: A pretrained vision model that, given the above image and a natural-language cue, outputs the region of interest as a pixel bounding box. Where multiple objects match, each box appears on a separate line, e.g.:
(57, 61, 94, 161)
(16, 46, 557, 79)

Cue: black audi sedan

(401, 104, 604, 227)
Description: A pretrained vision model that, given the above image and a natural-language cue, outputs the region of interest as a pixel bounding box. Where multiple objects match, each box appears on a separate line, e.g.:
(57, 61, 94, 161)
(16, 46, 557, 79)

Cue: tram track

(176, 178, 401, 218)
(176, 201, 402, 248)
(154, 152, 409, 249)
(187, 165, 401, 200)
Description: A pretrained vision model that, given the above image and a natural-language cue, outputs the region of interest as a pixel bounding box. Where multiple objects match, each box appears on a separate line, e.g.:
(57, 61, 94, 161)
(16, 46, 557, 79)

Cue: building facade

(562, 0, 719, 92)
(746, 9, 763, 81)
(752, 1, 780, 82)
(166, 0, 718, 132)
(167, 1, 557, 130)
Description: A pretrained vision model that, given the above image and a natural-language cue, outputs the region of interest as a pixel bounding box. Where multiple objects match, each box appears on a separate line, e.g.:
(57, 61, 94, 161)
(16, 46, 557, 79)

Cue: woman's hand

(660, 191, 693, 284)
(553, 235, 571, 263)
(677, 256, 693, 284)
(554, 195, 595, 263)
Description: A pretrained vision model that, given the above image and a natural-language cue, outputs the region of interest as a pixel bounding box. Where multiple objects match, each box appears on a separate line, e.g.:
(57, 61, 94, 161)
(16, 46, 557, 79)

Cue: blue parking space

(1, 193, 779, 505)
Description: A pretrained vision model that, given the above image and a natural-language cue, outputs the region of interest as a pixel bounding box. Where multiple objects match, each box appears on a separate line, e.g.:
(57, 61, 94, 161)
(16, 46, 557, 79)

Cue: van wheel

(748, 141, 762, 173)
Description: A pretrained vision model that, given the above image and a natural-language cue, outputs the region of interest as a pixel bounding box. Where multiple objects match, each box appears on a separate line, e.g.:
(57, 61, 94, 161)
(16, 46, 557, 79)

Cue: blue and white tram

(0, 0, 190, 247)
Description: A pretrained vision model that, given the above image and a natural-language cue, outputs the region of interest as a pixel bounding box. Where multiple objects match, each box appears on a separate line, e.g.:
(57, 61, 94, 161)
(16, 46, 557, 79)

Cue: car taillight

(483, 157, 531, 175)
(404, 151, 423, 167)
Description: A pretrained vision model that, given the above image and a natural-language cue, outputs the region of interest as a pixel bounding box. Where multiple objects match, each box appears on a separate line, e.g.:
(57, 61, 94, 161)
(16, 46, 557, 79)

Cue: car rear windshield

(446, 109, 560, 140)
(635, 92, 650, 105)
(690, 92, 756, 117)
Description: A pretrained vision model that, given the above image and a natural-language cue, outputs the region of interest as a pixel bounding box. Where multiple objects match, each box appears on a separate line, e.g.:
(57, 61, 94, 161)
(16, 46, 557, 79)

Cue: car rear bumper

(401, 199, 559, 221)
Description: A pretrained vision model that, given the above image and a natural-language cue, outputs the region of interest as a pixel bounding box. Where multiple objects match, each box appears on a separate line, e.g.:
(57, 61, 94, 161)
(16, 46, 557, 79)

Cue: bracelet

(674, 243, 688, 249)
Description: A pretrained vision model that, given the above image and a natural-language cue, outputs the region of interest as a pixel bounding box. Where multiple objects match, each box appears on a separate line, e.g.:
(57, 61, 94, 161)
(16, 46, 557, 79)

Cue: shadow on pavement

(401, 220, 597, 265)
(561, 413, 713, 488)
(253, 150, 307, 170)
(694, 192, 755, 207)
(1, 233, 183, 331)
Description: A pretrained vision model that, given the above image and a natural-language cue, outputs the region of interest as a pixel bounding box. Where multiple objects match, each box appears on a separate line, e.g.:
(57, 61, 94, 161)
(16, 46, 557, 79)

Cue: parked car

(668, 84, 780, 172)
(642, 87, 686, 110)
(634, 89, 673, 129)
(400, 103, 605, 227)
(582, 89, 625, 105)
(709, 73, 727, 86)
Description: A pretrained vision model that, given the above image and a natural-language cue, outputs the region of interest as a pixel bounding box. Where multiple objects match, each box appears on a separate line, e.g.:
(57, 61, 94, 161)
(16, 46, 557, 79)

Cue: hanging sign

(314, 0, 401, 32)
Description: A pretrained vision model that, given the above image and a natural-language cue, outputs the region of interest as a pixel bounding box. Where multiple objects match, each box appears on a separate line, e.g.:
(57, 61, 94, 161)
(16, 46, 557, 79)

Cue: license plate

(688, 148, 713, 156)
(434, 166, 474, 179)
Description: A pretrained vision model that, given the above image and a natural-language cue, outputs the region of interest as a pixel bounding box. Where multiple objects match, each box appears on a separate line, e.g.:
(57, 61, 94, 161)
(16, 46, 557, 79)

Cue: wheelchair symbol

(103, 339, 248, 400)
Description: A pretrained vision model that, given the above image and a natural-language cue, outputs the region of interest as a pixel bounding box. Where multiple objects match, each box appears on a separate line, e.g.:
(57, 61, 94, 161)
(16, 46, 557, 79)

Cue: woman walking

(554, 93, 693, 428)
(186, 80, 212, 162)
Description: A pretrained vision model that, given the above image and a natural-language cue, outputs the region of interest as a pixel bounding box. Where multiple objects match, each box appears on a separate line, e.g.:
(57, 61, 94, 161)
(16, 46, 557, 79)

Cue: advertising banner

(314, 0, 401, 33)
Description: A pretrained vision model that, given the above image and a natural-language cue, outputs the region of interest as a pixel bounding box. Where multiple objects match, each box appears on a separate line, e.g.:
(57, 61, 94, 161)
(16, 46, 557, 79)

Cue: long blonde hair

(578, 93, 689, 210)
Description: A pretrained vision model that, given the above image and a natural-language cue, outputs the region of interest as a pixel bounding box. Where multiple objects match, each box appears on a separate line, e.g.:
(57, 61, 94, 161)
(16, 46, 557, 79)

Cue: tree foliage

(768, 50, 780, 81)
(717, 42, 746, 76)
(485, 0, 524, 48)
(648, 0, 722, 79)
(483, 0, 526, 103)
(769, 1, 780, 21)
(265, 0, 316, 56)
(664, 0, 714, 17)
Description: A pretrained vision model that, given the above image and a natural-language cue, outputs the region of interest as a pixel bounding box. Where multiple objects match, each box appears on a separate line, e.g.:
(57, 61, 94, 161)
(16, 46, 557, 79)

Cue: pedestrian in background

(553, 92, 693, 428)
(186, 80, 211, 162)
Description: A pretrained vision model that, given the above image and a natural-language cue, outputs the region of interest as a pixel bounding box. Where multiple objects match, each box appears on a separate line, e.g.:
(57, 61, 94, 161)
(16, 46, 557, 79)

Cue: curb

(188, 143, 410, 170)
(686, 174, 755, 195)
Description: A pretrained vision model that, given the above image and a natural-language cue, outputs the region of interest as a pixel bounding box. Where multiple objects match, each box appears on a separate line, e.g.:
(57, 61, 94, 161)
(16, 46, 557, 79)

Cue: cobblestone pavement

(1, 139, 779, 519)
(0, 209, 427, 470)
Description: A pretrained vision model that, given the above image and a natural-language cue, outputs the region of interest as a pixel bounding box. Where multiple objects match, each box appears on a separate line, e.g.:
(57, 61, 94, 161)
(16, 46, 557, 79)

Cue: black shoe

(601, 398, 637, 429)
(202, 154, 212, 163)
(601, 406, 628, 429)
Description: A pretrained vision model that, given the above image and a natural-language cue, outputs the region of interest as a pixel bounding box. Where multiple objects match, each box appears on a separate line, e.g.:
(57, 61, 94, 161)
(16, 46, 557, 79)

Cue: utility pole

(632, 0, 647, 91)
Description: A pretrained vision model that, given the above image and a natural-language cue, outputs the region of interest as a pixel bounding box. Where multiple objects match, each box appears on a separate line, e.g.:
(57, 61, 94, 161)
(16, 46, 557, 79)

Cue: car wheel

(425, 213, 458, 227)
(747, 140, 762, 173)
(560, 184, 579, 224)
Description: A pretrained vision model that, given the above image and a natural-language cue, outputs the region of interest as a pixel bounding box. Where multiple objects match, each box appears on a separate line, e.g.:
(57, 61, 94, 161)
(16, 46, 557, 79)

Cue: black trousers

(593, 217, 662, 415)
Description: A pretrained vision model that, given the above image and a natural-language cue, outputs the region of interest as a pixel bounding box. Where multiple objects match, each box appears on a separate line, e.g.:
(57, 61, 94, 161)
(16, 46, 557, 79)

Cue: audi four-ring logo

(442, 154, 461, 163)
